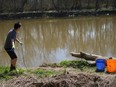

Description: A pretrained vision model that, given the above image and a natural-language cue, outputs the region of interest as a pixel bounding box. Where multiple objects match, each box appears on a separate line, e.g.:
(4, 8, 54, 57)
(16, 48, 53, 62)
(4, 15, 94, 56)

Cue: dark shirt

(4, 29, 16, 49)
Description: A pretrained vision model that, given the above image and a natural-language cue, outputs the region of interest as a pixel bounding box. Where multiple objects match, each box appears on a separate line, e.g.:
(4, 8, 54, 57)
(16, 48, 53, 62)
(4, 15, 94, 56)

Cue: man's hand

(19, 42, 23, 46)
(12, 42, 15, 49)
(16, 38, 23, 46)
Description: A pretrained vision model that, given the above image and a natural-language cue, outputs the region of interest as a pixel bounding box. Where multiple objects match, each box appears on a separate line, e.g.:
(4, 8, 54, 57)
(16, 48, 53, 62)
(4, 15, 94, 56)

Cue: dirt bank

(0, 60, 116, 87)
(0, 71, 115, 87)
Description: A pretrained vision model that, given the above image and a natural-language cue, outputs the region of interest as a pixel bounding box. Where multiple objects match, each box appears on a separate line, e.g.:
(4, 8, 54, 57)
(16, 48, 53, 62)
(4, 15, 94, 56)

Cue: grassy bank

(0, 60, 116, 87)
(0, 60, 96, 80)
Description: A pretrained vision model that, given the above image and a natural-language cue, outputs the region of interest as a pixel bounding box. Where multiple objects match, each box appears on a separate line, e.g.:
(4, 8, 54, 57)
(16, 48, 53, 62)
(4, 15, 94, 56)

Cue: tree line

(0, 0, 116, 13)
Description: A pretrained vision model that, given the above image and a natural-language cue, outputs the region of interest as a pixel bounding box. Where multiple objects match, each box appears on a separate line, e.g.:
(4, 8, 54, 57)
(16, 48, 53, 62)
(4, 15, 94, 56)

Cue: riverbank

(0, 60, 116, 87)
(0, 9, 116, 20)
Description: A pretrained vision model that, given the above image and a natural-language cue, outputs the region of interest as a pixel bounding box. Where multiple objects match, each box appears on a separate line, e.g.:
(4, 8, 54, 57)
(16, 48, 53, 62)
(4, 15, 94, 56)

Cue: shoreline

(0, 60, 116, 87)
(0, 9, 116, 20)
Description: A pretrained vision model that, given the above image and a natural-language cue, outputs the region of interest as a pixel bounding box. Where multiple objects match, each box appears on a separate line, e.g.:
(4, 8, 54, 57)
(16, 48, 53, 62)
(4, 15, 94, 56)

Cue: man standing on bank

(4, 22, 22, 71)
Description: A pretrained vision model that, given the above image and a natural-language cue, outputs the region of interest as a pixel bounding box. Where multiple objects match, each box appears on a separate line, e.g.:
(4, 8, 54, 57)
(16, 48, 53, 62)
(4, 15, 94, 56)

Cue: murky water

(0, 16, 116, 68)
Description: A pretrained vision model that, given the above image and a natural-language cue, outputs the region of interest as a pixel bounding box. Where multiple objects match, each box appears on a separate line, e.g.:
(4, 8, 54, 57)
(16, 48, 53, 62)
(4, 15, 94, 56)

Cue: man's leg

(10, 58, 17, 71)
(6, 49, 17, 71)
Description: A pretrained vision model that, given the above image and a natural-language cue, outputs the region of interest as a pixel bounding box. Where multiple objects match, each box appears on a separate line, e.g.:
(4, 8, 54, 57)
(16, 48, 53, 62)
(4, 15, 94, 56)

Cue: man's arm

(16, 38, 21, 43)
(16, 38, 22, 45)
(16, 34, 22, 45)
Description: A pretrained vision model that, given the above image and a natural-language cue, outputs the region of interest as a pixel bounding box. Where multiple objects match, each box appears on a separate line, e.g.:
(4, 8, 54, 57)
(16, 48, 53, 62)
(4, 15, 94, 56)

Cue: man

(4, 22, 22, 71)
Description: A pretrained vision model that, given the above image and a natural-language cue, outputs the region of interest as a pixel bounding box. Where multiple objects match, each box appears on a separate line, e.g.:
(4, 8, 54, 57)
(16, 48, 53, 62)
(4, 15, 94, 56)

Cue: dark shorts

(5, 48, 17, 59)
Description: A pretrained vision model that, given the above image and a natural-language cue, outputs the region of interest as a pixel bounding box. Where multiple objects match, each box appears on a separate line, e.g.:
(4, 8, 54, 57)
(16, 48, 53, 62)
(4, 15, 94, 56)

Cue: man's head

(14, 22, 22, 31)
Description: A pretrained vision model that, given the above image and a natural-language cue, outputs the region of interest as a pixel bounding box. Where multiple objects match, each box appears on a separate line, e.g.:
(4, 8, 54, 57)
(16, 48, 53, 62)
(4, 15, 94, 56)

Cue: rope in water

(21, 45, 27, 69)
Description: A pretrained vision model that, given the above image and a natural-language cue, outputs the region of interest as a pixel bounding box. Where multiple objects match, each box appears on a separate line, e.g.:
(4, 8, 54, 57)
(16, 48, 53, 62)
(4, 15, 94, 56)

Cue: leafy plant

(60, 60, 89, 70)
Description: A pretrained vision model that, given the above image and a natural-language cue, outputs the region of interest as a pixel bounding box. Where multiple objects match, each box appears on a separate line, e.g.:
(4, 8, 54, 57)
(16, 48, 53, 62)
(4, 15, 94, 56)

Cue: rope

(21, 45, 27, 69)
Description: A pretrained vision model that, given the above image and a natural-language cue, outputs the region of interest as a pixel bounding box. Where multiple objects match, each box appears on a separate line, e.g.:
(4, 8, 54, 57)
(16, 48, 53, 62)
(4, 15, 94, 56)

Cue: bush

(60, 60, 89, 70)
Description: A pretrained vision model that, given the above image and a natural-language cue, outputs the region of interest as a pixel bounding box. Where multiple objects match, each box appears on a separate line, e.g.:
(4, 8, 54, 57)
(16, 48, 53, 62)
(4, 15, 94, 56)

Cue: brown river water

(0, 16, 116, 68)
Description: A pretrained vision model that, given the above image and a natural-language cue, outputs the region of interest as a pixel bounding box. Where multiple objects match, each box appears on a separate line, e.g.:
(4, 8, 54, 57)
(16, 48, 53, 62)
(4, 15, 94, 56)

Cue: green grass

(41, 60, 90, 69)
(0, 67, 64, 80)
(0, 60, 96, 80)
(0, 66, 9, 74)
(31, 69, 64, 77)
(0, 67, 26, 80)
(40, 63, 61, 67)
(60, 60, 90, 70)
(59, 60, 97, 72)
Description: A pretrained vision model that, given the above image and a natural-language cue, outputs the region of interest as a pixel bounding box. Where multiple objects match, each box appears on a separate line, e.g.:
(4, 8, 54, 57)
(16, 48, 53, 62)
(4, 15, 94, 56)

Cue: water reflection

(0, 16, 116, 67)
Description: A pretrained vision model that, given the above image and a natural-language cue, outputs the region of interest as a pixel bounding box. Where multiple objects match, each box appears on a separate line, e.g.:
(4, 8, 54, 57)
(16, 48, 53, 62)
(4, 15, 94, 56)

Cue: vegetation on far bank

(0, 0, 116, 13)
(0, 0, 116, 19)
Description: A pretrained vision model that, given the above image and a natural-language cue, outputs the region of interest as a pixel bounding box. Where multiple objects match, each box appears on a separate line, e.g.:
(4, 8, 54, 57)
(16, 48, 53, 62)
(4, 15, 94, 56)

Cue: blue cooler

(96, 59, 106, 72)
